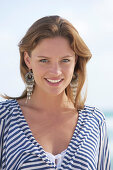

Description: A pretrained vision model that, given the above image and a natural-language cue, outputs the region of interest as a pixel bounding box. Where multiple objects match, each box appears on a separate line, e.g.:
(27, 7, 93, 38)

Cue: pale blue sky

(0, 0, 113, 110)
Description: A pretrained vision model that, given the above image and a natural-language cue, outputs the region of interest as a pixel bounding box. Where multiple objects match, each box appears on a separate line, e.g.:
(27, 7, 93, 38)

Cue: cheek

(32, 64, 46, 79)
(64, 64, 75, 75)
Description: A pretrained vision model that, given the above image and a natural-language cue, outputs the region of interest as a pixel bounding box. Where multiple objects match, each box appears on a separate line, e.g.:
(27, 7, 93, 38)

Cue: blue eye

(39, 59, 48, 63)
(62, 59, 70, 62)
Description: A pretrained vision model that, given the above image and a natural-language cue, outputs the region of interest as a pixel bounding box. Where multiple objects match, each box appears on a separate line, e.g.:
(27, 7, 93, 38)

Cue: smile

(46, 78, 62, 83)
(44, 78, 63, 86)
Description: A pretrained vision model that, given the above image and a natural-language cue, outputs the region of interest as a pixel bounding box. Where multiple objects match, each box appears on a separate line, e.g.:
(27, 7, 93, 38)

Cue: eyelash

(62, 59, 70, 62)
(39, 59, 48, 63)
(39, 59, 70, 63)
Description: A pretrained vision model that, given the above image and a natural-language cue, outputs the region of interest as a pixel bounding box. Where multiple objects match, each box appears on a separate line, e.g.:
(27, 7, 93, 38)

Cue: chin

(45, 89, 65, 97)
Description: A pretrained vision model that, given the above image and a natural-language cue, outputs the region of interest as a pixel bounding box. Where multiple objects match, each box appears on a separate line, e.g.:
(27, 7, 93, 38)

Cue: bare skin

(18, 98, 78, 155)
(18, 37, 79, 155)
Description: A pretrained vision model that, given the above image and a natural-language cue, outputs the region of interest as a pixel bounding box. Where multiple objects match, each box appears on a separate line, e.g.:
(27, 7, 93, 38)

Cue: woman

(0, 15, 111, 169)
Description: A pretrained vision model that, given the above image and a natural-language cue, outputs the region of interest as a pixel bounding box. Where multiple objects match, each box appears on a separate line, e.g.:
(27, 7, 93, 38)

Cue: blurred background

(0, 0, 113, 167)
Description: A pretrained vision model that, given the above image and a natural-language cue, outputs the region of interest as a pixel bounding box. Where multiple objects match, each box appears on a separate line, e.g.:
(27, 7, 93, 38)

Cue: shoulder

(0, 99, 17, 120)
(81, 105, 105, 126)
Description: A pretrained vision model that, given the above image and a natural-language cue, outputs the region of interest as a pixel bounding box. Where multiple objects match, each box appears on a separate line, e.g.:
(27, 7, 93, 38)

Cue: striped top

(0, 99, 111, 170)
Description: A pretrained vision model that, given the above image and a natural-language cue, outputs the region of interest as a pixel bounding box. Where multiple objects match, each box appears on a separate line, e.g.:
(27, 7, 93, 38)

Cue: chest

(21, 107, 78, 155)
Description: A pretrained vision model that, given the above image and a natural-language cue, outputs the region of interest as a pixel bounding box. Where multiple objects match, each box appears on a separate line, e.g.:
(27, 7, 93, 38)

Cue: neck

(26, 86, 74, 113)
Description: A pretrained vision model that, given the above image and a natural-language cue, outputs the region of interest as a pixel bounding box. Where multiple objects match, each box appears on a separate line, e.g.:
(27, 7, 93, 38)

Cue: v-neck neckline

(14, 99, 83, 169)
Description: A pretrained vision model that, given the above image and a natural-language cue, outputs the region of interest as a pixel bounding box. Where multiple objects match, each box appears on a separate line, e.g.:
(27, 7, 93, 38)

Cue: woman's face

(24, 36, 77, 96)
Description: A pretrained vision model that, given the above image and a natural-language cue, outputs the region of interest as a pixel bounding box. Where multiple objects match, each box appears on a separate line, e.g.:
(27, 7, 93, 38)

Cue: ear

(24, 52, 32, 69)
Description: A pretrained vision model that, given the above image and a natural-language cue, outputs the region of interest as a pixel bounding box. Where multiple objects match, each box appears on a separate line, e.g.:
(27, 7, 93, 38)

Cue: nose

(49, 62, 62, 76)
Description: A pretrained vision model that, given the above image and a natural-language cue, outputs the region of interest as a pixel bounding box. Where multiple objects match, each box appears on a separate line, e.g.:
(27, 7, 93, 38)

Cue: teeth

(46, 79, 62, 83)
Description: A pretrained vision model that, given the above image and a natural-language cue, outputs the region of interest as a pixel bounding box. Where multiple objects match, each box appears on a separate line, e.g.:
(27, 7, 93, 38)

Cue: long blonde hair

(3, 15, 92, 110)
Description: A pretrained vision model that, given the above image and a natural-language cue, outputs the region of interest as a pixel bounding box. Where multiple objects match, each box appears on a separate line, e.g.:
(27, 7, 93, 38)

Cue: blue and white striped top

(0, 99, 111, 169)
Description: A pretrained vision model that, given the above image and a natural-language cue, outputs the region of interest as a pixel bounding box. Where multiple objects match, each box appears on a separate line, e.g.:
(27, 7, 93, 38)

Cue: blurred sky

(0, 0, 113, 110)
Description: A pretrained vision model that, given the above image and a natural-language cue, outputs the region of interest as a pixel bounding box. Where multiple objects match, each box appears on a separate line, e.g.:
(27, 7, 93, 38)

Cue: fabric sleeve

(97, 120, 111, 170)
(0, 118, 5, 169)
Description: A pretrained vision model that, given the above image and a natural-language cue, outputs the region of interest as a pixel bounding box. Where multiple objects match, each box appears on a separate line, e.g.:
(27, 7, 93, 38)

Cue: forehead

(31, 36, 74, 57)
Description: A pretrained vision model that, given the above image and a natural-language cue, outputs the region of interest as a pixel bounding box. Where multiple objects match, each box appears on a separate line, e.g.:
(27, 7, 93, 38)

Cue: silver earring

(70, 72, 78, 100)
(25, 70, 34, 102)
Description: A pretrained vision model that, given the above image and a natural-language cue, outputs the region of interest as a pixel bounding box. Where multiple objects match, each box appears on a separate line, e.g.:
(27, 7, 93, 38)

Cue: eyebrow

(36, 55, 75, 59)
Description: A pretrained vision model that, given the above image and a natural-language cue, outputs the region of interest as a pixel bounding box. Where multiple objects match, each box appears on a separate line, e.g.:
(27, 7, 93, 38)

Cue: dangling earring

(25, 70, 34, 102)
(70, 72, 78, 101)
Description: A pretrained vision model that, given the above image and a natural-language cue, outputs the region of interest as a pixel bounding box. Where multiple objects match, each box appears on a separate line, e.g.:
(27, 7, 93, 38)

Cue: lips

(46, 78, 62, 83)
(44, 78, 64, 86)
